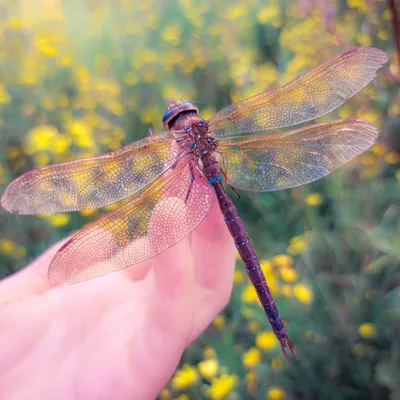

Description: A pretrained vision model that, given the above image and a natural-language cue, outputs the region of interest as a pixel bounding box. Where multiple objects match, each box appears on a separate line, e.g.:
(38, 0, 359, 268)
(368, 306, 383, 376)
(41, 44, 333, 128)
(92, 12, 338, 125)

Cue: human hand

(0, 203, 236, 400)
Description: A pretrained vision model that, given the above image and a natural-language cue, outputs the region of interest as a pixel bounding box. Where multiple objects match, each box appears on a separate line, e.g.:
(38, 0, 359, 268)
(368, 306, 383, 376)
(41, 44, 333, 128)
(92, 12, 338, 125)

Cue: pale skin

(0, 203, 236, 400)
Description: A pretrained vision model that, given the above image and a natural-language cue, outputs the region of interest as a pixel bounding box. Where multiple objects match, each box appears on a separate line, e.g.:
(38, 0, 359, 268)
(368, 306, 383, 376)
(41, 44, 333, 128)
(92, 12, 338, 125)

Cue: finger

(0, 238, 70, 305)
(128, 197, 197, 399)
(188, 201, 236, 343)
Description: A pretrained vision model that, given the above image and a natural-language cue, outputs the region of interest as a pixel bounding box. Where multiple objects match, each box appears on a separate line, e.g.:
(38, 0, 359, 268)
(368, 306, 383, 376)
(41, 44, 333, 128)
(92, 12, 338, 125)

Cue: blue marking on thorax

(209, 173, 223, 184)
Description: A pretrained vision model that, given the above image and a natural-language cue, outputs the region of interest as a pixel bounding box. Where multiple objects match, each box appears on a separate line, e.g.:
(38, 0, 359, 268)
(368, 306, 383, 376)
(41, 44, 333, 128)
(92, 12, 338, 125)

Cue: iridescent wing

(208, 47, 387, 137)
(217, 119, 378, 192)
(1, 131, 190, 214)
(48, 159, 214, 284)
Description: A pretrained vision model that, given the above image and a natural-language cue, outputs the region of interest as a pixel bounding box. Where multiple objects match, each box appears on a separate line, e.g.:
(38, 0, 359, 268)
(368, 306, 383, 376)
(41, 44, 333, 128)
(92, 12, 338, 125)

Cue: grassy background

(0, 0, 399, 399)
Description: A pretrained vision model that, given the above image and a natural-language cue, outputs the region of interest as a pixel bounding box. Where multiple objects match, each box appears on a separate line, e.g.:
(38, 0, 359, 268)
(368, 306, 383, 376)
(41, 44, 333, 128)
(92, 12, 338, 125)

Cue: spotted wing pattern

(1, 131, 190, 214)
(48, 159, 214, 284)
(218, 119, 378, 192)
(208, 47, 387, 137)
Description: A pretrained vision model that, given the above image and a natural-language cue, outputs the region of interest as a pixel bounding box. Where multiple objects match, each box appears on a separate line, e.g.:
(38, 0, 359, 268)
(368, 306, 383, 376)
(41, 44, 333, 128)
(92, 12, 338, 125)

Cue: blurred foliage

(0, 0, 399, 399)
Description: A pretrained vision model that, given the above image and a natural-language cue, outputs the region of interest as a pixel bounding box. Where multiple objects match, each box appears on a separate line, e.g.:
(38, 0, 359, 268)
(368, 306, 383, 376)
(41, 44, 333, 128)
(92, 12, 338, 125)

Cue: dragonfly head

(163, 100, 199, 130)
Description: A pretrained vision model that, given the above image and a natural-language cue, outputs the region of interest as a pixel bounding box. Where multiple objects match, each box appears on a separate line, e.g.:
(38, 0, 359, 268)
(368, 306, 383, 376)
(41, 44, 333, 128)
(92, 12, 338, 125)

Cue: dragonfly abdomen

(206, 174, 296, 357)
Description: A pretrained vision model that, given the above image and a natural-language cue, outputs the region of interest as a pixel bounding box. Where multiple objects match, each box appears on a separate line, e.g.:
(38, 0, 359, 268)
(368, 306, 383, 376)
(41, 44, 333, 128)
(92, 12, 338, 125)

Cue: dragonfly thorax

(163, 101, 217, 158)
(187, 119, 217, 159)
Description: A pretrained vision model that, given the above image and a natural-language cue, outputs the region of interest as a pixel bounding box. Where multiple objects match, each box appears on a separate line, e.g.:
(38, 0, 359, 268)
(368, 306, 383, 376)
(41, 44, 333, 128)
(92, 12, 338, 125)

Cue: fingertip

(0, 237, 71, 303)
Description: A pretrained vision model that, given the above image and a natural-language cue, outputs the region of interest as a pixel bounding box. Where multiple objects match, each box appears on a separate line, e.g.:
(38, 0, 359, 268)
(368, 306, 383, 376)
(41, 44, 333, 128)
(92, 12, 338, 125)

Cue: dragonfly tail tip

(279, 336, 296, 358)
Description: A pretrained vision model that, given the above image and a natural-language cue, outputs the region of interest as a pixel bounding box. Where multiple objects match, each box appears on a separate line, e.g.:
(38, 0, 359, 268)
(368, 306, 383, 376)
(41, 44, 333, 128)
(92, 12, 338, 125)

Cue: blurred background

(0, 0, 399, 399)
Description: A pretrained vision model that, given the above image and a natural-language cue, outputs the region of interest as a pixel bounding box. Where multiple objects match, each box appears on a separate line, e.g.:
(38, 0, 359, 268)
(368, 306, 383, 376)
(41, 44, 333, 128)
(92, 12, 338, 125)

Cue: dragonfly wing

(1, 131, 190, 214)
(208, 47, 387, 137)
(48, 159, 214, 284)
(218, 119, 378, 192)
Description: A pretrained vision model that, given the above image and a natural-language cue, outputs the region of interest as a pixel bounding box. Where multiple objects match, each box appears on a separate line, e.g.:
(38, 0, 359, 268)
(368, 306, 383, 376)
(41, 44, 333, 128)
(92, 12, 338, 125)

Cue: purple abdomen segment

(207, 174, 295, 357)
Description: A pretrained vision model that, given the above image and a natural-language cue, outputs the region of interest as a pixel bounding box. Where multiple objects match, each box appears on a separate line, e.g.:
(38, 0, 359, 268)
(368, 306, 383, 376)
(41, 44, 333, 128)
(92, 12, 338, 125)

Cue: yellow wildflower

(170, 364, 198, 390)
(242, 347, 262, 369)
(201, 107, 216, 120)
(371, 143, 385, 156)
(242, 284, 259, 304)
(212, 315, 225, 329)
(271, 254, 292, 268)
(80, 209, 97, 217)
(305, 193, 323, 206)
(39, 43, 58, 57)
(47, 214, 70, 227)
(357, 109, 379, 123)
(257, 4, 280, 23)
(234, 269, 244, 283)
(0, 86, 10, 104)
(305, 330, 315, 341)
(271, 357, 283, 371)
(360, 153, 376, 166)
(159, 388, 171, 400)
(33, 152, 50, 167)
(162, 23, 182, 46)
(15, 246, 26, 258)
(358, 323, 376, 339)
(198, 359, 219, 380)
(68, 120, 91, 137)
(7, 146, 20, 160)
(267, 386, 286, 400)
(0, 239, 15, 254)
(256, 331, 277, 350)
(281, 285, 293, 297)
(241, 307, 255, 319)
(248, 321, 260, 333)
(388, 103, 400, 116)
(24, 125, 59, 154)
(245, 371, 258, 395)
(293, 283, 313, 304)
(288, 235, 308, 255)
(260, 259, 273, 274)
(377, 30, 389, 40)
(8, 18, 23, 29)
(53, 135, 71, 154)
(203, 346, 216, 359)
(280, 267, 299, 283)
(384, 152, 400, 164)
(173, 395, 189, 400)
(207, 374, 238, 400)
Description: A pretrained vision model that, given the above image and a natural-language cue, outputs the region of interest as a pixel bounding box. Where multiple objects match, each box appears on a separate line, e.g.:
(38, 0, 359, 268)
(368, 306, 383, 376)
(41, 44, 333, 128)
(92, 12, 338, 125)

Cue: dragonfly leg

(147, 127, 153, 136)
(184, 163, 195, 203)
(229, 184, 240, 200)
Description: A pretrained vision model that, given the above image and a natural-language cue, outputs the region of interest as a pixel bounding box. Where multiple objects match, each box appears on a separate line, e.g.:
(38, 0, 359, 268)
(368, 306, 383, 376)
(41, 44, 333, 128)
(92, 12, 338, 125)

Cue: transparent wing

(1, 131, 191, 214)
(48, 159, 215, 284)
(208, 47, 387, 137)
(218, 119, 378, 192)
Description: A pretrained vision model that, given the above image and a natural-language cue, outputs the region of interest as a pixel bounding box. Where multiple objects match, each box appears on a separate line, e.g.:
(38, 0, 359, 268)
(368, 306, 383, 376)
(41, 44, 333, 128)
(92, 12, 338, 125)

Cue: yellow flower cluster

(167, 358, 238, 399)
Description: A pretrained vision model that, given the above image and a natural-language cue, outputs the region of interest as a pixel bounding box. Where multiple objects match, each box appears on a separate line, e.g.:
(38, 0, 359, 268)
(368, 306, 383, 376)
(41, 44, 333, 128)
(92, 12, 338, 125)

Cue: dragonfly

(1, 47, 387, 357)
